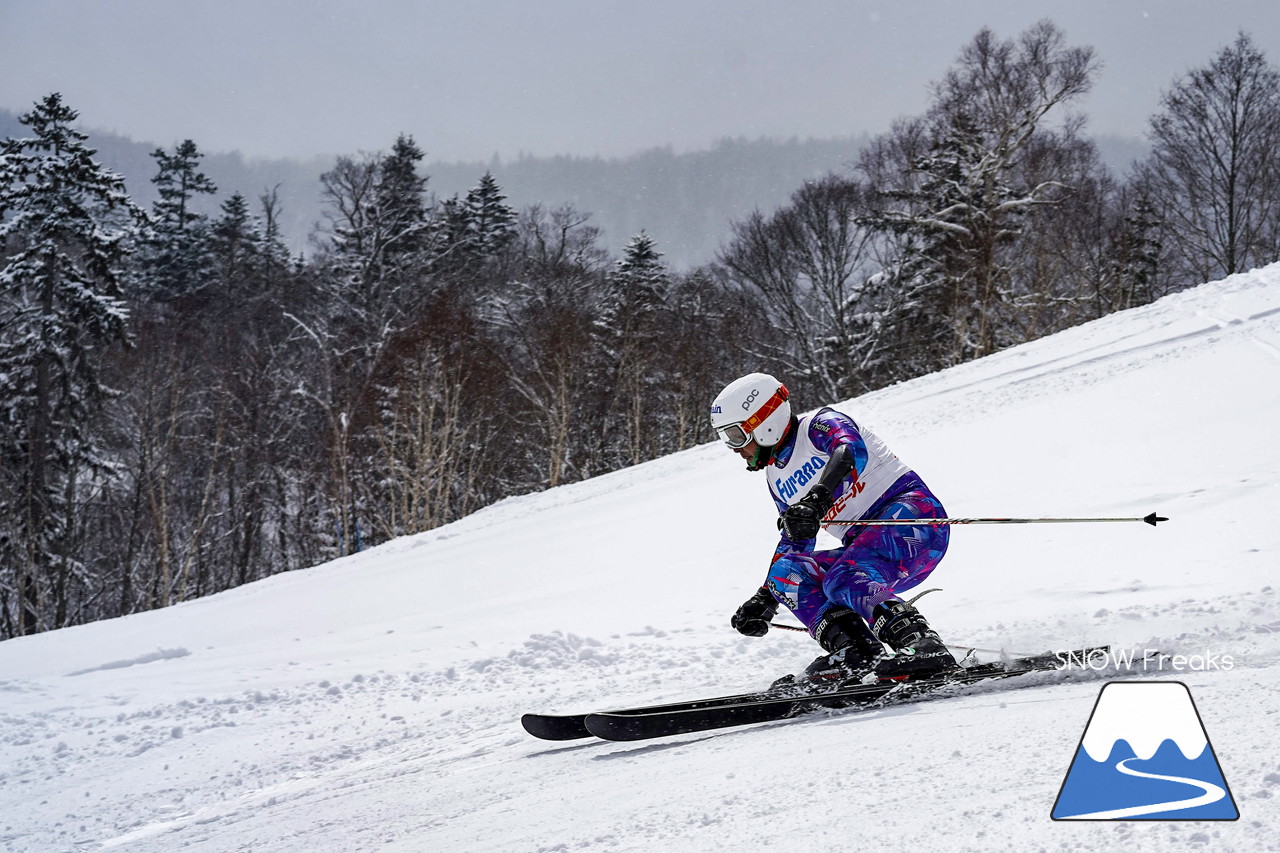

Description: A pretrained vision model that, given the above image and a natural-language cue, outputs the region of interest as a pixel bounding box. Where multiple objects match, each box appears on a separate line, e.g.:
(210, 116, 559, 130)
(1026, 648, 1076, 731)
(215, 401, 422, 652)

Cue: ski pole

(820, 512, 1168, 527)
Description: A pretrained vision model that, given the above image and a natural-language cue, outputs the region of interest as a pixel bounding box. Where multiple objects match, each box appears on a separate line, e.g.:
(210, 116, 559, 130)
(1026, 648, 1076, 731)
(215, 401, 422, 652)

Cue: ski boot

(869, 599, 959, 680)
(772, 608, 886, 692)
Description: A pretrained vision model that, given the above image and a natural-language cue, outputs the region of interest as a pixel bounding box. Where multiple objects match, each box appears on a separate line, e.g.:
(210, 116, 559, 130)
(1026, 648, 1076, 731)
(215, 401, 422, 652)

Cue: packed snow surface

(4, 266, 1280, 851)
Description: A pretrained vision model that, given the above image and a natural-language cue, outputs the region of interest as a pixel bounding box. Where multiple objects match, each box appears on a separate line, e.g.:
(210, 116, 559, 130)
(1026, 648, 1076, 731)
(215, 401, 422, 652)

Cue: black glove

(779, 484, 834, 541)
(731, 586, 778, 637)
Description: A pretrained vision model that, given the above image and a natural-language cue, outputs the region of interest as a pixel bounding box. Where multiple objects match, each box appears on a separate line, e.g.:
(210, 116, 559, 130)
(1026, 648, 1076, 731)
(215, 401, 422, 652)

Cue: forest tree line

(3, 22, 1279, 638)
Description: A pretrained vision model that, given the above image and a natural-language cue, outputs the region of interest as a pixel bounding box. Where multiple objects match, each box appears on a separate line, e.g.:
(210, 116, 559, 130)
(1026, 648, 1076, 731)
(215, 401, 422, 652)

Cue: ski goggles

(716, 422, 752, 449)
(715, 384, 789, 449)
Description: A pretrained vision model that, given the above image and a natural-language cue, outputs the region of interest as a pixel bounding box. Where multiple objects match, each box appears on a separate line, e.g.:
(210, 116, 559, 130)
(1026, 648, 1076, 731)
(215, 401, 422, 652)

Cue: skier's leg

(764, 549, 834, 630)
(821, 491, 958, 676)
(768, 549, 885, 685)
(795, 606, 886, 684)
(820, 490, 949, 623)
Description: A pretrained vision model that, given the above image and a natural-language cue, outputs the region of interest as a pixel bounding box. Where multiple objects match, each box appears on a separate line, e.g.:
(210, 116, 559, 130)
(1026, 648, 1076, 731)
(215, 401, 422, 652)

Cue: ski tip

(521, 713, 592, 741)
(1143, 512, 1169, 527)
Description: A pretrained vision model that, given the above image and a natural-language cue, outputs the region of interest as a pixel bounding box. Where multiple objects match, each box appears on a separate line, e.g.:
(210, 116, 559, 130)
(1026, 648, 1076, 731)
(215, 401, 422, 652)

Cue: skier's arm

(776, 409, 866, 540)
(807, 411, 868, 492)
(807, 442, 856, 509)
(778, 443, 857, 540)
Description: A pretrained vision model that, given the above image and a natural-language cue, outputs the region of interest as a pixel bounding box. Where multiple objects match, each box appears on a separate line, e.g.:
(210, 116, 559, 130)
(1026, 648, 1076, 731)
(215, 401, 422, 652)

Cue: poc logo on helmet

(742, 389, 760, 410)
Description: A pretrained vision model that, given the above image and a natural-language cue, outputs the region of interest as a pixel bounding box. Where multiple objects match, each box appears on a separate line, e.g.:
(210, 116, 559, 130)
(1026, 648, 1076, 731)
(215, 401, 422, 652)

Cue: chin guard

(745, 415, 796, 471)
(745, 444, 769, 471)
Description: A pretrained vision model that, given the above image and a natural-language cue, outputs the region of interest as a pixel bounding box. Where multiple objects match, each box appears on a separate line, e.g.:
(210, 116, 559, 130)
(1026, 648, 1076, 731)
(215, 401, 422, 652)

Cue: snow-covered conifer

(139, 139, 217, 303)
(0, 93, 138, 636)
(462, 172, 517, 259)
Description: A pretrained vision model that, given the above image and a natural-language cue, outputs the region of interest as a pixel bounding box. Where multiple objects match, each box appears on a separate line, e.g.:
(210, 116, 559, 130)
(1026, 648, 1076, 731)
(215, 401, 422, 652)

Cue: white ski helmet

(710, 373, 792, 448)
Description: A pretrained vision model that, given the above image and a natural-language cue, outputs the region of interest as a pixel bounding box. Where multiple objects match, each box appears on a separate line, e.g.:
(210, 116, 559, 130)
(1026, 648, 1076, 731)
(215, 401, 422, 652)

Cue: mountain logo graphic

(1052, 681, 1239, 820)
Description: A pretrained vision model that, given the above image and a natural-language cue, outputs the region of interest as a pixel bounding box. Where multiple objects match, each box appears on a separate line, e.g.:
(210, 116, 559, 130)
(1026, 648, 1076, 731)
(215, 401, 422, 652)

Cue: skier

(711, 372, 957, 684)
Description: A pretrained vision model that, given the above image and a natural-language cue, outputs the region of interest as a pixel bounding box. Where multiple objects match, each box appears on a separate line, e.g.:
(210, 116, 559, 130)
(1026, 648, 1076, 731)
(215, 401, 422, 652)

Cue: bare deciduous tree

(1138, 32, 1280, 283)
(719, 175, 877, 400)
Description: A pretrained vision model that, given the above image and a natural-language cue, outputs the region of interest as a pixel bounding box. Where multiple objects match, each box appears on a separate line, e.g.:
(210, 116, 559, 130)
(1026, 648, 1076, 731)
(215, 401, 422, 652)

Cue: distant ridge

(0, 107, 1150, 269)
(1, 108, 865, 268)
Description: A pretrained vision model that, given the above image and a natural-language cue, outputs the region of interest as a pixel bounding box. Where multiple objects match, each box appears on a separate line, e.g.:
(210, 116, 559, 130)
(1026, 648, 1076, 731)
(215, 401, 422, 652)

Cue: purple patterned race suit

(762, 409, 948, 632)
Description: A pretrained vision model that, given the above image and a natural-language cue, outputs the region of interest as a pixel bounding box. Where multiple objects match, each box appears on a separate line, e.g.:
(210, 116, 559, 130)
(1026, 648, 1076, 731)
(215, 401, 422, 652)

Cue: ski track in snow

(3, 593, 1278, 851)
(3, 266, 1280, 852)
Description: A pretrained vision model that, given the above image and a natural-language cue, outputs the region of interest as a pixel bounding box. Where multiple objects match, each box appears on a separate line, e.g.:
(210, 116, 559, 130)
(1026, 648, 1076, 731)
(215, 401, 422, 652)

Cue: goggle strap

(741, 384, 788, 435)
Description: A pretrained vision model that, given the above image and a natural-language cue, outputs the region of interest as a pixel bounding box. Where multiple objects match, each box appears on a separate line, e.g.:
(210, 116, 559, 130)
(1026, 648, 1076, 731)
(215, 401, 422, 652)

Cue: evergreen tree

(152, 140, 217, 233)
(434, 172, 518, 280)
(1103, 191, 1163, 312)
(0, 93, 137, 636)
(210, 192, 261, 300)
(371, 134, 432, 291)
(311, 138, 438, 561)
(462, 172, 517, 259)
(612, 232, 669, 309)
(591, 232, 671, 465)
(320, 136, 432, 323)
(210, 190, 295, 326)
(376, 134, 430, 248)
(863, 114, 1017, 365)
(140, 139, 217, 303)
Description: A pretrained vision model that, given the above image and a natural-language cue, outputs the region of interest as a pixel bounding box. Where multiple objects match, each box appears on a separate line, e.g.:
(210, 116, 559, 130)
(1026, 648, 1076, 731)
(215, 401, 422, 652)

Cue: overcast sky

(3, 0, 1279, 163)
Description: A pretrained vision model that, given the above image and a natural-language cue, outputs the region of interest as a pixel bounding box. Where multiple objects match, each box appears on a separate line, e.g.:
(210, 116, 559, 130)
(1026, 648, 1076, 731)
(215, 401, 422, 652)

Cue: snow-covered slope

(3, 267, 1280, 852)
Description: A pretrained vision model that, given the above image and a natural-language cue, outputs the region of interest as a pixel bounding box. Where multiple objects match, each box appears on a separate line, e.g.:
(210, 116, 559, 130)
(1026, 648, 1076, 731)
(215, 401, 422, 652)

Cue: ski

(583, 653, 1069, 741)
(523, 646, 1109, 742)
(521, 685, 783, 741)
